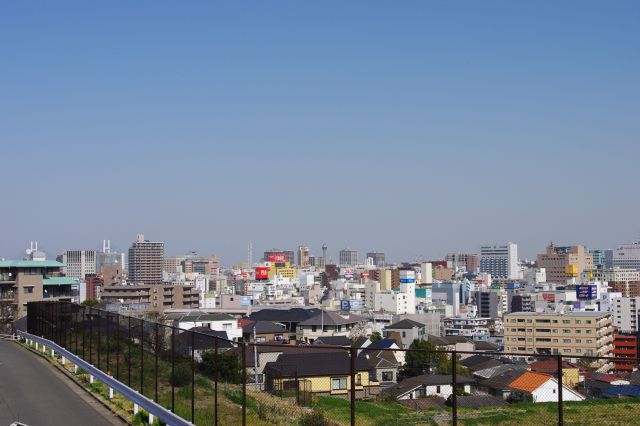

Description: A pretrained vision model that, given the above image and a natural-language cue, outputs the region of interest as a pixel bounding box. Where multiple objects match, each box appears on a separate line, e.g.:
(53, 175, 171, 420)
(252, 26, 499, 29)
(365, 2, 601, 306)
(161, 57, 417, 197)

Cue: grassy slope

(313, 396, 640, 426)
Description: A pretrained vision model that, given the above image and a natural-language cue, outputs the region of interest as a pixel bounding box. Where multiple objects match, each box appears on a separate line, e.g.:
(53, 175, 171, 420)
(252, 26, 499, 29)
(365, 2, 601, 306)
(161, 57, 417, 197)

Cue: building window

(436, 386, 441, 393)
(23, 287, 34, 294)
(332, 378, 347, 391)
(356, 374, 362, 385)
(382, 371, 394, 382)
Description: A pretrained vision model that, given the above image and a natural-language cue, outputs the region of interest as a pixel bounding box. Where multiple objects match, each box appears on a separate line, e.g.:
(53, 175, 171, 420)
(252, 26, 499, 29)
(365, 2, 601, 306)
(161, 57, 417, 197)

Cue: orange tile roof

(509, 371, 553, 393)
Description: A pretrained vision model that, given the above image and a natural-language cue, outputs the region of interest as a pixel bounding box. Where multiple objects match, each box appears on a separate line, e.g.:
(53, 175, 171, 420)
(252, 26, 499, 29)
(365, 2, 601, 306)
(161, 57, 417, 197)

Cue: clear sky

(1, 1, 639, 264)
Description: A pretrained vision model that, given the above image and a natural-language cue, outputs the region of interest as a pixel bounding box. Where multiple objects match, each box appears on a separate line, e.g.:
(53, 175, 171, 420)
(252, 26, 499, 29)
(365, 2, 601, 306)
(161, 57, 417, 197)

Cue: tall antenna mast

(248, 240, 253, 266)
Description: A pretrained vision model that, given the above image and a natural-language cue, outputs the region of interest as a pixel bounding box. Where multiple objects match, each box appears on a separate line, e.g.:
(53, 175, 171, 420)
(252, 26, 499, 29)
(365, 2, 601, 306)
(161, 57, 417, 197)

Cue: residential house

(174, 327, 234, 361)
(384, 319, 426, 349)
(241, 320, 288, 343)
(359, 348, 401, 387)
(384, 374, 472, 400)
(508, 371, 585, 402)
(313, 336, 354, 346)
(529, 360, 580, 387)
(163, 311, 242, 341)
(263, 351, 377, 399)
(297, 311, 364, 343)
(248, 308, 322, 341)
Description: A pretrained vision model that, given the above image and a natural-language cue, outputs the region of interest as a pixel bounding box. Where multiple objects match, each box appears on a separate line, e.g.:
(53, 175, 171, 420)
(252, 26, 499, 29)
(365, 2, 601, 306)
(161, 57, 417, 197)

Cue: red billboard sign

(255, 267, 270, 280)
(267, 254, 286, 263)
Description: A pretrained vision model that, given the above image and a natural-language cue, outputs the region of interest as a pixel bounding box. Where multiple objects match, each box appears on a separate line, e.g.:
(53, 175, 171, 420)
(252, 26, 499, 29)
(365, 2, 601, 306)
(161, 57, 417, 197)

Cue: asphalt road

(0, 340, 124, 426)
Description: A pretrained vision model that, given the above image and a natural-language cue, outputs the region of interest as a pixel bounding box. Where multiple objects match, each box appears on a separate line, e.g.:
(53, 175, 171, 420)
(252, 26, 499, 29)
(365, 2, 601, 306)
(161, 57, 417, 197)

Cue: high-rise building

(366, 252, 386, 267)
(480, 243, 518, 280)
(62, 250, 96, 280)
(612, 243, 640, 271)
(96, 240, 125, 274)
(183, 254, 219, 275)
(590, 250, 606, 268)
(445, 253, 479, 272)
(536, 244, 593, 284)
(613, 297, 640, 333)
(339, 249, 358, 266)
(128, 234, 164, 285)
(308, 256, 325, 269)
(297, 245, 310, 267)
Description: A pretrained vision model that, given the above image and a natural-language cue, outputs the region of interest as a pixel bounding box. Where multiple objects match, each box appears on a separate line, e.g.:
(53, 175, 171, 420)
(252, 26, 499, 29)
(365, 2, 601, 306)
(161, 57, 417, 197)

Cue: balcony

(0, 290, 16, 300)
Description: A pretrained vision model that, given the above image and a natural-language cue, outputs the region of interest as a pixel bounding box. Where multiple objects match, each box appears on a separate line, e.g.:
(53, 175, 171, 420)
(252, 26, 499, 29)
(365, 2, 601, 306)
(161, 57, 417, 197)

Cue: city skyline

(2, 1, 639, 266)
(0, 236, 637, 267)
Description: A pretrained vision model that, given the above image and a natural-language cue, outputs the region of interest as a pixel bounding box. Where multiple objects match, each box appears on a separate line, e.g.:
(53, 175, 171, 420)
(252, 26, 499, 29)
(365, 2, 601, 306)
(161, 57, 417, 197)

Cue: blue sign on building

(399, 278, 416, 283)
(576, 285, 596, 300)
(340, 299, 351, 311)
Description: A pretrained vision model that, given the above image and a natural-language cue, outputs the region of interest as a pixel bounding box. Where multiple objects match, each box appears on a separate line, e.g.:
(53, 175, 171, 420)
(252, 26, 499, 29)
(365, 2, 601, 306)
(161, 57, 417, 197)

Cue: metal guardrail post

(452, 349, 457, 426)
(558, 354, 564, 426)
(350, 346, 356, 426)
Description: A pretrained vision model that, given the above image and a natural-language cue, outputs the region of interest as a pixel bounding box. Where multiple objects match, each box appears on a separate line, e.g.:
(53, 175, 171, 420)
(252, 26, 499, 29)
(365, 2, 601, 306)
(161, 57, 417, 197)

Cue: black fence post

(155, 323, 159, 402)
(97, 310, 101, 370)
(171, 327, 175, 413)
(242, 341, 247, 426)
(128, 315, 132, 387)
(191, 330, 196, 423)
(89, 307, 93, 365)
(214, 336, 218, 426)
(75, 306, 79, 355)
(452, 350, 457, 426)
(350, 346, 356, 426)
(106, 312, 110, 374)
(140, 320, 144, 394)
(81, 306, 85, 360)
(558, 354, 564, 426)
(116, 313, 120, 381)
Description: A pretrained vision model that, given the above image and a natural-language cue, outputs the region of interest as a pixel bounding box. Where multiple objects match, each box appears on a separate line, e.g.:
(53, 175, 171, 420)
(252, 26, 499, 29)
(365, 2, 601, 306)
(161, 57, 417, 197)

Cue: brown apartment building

(536, 244, 594, 283)
(100, 283, 199, 313)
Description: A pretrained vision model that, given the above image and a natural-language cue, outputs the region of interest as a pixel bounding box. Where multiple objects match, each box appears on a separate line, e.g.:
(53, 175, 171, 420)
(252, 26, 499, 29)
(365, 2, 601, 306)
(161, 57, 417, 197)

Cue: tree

(0, 302, 17, 334)
(370, 331, 382, 342)
(81, 299, 100, 307)
(402, 339, 468, 378)
(199, 350, 243, 384)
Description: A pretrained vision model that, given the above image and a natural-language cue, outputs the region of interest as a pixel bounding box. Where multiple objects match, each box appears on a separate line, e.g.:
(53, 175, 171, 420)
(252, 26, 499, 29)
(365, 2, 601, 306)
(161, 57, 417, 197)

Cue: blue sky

(1, 1, 639, 264)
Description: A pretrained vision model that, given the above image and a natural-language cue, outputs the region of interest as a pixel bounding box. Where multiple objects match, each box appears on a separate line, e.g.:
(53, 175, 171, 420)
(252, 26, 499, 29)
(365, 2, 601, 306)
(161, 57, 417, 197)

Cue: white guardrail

(16, 330, 193, 426)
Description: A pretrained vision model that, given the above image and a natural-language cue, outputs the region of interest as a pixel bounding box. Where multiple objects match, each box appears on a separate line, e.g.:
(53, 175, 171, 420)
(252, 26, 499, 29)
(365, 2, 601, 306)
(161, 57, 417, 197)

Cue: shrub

(299, 410, 328, 426)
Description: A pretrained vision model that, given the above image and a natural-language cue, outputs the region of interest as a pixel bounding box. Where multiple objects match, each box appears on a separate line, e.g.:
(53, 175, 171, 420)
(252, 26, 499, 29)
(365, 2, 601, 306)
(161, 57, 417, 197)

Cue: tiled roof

(529, 359, 577, 374)
(299, 310, 363, 326)
(386, 319, 425, 329)
(508, 371, 552, 393)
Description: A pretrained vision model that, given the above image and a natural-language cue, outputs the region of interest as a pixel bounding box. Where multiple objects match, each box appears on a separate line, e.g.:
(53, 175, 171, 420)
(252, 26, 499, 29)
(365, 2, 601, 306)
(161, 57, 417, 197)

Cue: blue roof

(603, 385, 640, 398)
(0, 260, 64, 268)
(368, 339, 397, 349)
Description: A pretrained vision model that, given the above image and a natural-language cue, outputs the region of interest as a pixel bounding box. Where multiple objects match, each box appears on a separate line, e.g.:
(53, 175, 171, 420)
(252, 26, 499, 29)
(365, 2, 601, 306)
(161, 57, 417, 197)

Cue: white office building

(612, 243, 640, 271)
(480, 243, 519, 280)
(62, 250, 96, 280)
(613, 297, 640, 333)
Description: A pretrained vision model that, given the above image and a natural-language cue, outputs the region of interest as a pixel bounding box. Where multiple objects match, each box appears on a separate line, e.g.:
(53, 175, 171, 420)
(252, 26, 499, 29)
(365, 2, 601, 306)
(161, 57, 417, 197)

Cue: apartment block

(613, 297, 640, 332)
(128, 234, 164, 285)
(100, 283, 199, 313)
(504, 312, 614, 363)
(536, 244, 593, 284)
(612, 333, 639, 372)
